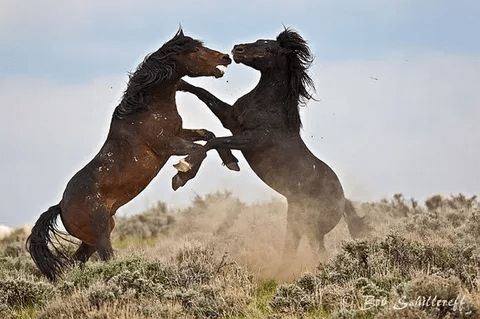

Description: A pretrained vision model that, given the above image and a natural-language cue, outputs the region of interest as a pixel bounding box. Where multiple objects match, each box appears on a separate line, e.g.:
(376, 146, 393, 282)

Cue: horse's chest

(234, 98, 283, 130)
(145, 112, 182, 137)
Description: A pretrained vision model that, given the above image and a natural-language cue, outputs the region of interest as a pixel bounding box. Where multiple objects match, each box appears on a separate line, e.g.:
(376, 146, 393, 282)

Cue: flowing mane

(276, 28, 315, 132)
(114, 29, 203, 119)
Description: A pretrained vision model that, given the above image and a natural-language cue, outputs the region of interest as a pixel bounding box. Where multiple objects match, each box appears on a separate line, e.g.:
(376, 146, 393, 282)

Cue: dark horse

(27, 29, 239, 281)
(177, 28, 370, 266)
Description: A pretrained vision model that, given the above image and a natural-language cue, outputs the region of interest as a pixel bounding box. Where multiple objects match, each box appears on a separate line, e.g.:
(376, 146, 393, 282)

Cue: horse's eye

(193, 47, 200, 53)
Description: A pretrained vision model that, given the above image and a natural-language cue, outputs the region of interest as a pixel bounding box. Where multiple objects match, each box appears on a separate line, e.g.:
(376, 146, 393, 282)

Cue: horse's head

(232, 28, 316, 133)
(170, 29, 231, 78)
(176, 44, 231, 78)
(232, 28, 313, 75)
(232, 39, 287, 70)
(115, 29, 231, 119)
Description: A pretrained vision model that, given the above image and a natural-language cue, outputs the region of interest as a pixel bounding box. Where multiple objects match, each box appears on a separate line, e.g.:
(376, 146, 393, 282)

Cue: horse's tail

(26, 204, 70, 282)
(343, 199, 372, 239)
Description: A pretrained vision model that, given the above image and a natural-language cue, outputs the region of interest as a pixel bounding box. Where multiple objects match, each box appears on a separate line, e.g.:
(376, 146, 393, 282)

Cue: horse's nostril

(233, 45, 244, 53)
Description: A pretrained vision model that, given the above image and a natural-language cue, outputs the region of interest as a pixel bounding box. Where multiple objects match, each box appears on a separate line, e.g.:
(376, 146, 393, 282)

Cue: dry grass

(1, 192, 479, 318)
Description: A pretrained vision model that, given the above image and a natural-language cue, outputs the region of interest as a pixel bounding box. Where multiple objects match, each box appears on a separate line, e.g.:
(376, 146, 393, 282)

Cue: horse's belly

(62, 148, 166, 214)
(105, 150, 167, 208)
(242, 149, 296, 196)
(242, 146, 343, 200)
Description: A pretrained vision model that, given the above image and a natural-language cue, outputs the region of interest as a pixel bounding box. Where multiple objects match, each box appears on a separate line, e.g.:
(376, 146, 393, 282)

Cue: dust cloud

(154, 193, 353, 281)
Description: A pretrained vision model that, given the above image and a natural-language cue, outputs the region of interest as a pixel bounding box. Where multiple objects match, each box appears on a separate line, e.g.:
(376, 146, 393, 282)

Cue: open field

(1, 192, 479, 318)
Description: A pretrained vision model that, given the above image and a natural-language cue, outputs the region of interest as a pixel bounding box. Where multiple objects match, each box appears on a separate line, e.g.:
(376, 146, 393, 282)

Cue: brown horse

(26, 29, 239, 281)
(177, 28, 370, 268)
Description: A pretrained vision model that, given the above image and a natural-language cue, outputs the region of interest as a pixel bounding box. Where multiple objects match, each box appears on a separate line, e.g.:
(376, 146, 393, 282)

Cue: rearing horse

(177, 28, 370, 266)
(27, 29, 239, 281)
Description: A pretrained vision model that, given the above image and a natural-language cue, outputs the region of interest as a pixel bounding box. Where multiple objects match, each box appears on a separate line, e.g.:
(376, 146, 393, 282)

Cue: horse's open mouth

(214, 65, 228, 78)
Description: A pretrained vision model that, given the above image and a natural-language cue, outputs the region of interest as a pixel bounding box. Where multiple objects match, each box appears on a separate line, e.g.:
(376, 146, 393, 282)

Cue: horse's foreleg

(178, 80, 234, 128)
(161, 137, 208, 190)
(167, 135, 251, 190)
(178, 129, 239, 171)
(203, 135, 252, 152)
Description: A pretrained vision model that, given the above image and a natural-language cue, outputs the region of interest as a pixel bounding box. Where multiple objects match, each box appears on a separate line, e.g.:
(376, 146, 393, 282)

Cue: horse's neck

(147, 80, 179, 112)
(253, 70, 290, 103)
(252, 68, 302, 134)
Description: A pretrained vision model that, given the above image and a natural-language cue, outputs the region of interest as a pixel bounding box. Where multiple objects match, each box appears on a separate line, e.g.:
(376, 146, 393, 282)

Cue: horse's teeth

(217, 65, 227, 74)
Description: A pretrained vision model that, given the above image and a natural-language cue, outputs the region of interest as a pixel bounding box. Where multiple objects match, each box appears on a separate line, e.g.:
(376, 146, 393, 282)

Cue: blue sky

(1, 0, 479, 227)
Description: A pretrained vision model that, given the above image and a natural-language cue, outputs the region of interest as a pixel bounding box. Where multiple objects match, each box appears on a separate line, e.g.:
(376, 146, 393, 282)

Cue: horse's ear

(176, 24, 184, 37)
(277, 26, 292, 42)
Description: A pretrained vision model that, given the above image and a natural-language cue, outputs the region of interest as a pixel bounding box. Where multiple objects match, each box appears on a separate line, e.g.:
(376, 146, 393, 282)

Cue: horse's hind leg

(74, 242, 96, 267)
(282, 204, 303, 261)
(306, 199, 344, 262)
(276, 203, 302, 278)
(305, 228, 327, 262)
(97, 234, 114, 260)
(95, 214, 115, 261)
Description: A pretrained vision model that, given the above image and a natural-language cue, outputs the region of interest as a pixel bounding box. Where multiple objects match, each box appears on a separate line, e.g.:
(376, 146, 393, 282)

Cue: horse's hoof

(173, 159, 192, 172)
(172, 175, 185, 191)
(226, 162, 240, 171)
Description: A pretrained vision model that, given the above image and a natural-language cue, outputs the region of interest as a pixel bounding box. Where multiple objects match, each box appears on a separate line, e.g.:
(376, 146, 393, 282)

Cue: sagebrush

(1, 192, 479, 318)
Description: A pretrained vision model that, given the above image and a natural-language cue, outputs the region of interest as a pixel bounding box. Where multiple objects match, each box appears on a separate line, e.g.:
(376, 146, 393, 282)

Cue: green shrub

(333, 308, 376, 319)
(0, 278, 55, 309)
(0, 256, 39, 279)
(270, 283, 314, 313)
(466, 212, 480, 243)
(51, 244, 252, 318)
(268, 230, 480, 317)
(86, 280, 120, 309)
(401, 274, 478, 318)
(376, 306, 432, 319)
(3, 193, 480, 318)
(107, 269, 164, 299)
(0, 293, 14, 318)
(176, 285, 249, 318)
(254, 279, 278, 314)
(113, 200, 174, 241)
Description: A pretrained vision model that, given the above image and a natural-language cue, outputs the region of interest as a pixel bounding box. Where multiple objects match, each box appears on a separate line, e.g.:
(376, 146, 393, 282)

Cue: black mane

(276, 28, 315, 132)
(114, 29, 203, 119)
